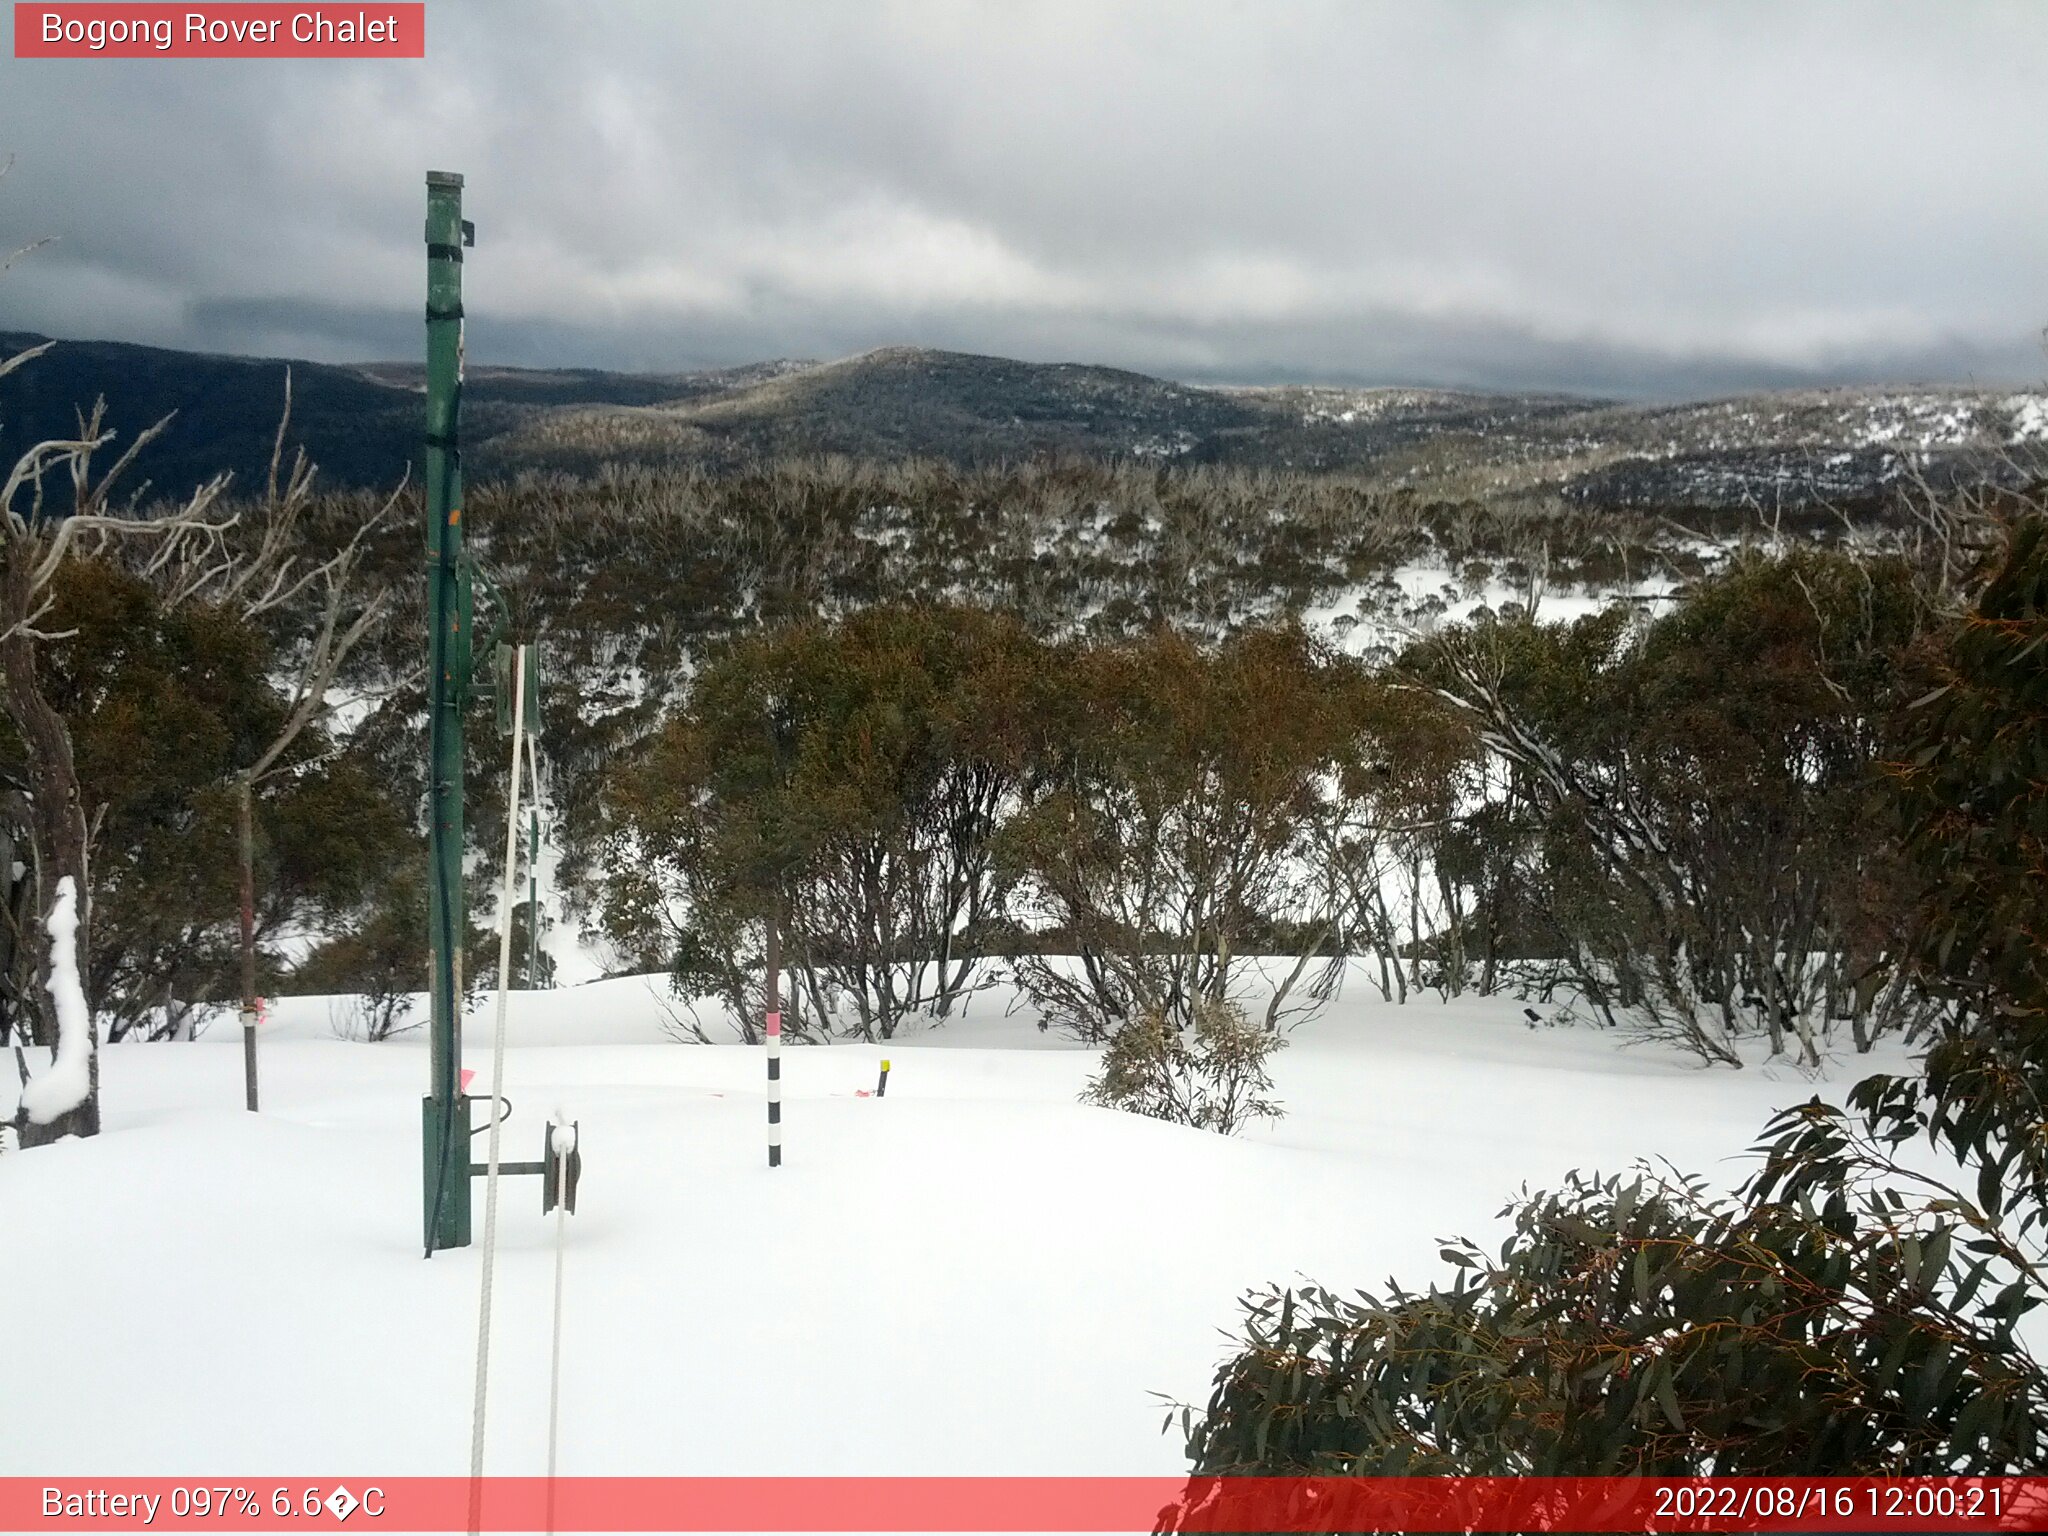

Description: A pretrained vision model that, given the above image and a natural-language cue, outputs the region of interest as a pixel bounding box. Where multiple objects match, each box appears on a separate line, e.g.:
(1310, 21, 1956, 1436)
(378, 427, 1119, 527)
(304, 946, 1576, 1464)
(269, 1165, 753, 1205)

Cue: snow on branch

(17, 877, 91, 1125)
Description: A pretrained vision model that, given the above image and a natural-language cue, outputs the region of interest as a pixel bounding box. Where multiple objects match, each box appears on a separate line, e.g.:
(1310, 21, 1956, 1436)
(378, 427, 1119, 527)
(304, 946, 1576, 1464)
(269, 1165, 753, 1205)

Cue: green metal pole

(423, 170, 472, 1253)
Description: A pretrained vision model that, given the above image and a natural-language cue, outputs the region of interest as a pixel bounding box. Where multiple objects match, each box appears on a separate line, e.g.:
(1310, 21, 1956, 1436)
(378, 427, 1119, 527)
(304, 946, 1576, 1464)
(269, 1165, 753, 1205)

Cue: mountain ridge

(2, 330, 2040, 509)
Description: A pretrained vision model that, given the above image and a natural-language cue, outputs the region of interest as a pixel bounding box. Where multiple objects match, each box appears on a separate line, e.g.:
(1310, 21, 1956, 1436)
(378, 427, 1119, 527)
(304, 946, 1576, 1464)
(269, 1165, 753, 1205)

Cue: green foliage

(617, 606, 1372, 1044)
(1856, 512, 2048, 1250)
(1081, 998, 1285, 1135)
(291, 864, 489, 1037)
(612, 603, 1040, 1039)
(16, 437, 2025, 1070)
(1, 561, 411, 1039)
(292, 870, 428, 1041)
(1413, 547, 1939, 1060)
(1894, 514, 2048, 1026)
(999, 625, 1362, 1039)
(288, 455, 1695, 940)
(1185, 1153, 2047, 1475)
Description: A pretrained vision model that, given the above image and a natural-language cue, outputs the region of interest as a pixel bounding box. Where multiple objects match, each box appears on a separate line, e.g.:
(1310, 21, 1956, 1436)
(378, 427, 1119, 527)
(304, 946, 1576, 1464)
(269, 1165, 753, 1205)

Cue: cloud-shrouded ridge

(2, 0, 2044, 396)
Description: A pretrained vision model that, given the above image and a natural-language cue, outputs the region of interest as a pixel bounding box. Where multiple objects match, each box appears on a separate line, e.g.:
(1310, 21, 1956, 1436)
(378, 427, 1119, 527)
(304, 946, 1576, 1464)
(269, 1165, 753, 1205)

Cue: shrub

(1081, 998, 1284, 1135)
(1181, 1147, 2047, 1475)
(293, 868, 484, 1041)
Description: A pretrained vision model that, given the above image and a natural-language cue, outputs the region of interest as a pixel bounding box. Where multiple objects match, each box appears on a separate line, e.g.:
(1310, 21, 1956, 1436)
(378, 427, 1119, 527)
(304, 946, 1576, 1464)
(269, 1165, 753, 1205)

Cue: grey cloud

(3, 0, 2045, 397)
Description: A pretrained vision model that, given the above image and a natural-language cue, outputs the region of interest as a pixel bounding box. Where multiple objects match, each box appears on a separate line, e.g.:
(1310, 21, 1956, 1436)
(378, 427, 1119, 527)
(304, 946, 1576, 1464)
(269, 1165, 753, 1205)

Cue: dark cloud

(3, 1, 2045, 397)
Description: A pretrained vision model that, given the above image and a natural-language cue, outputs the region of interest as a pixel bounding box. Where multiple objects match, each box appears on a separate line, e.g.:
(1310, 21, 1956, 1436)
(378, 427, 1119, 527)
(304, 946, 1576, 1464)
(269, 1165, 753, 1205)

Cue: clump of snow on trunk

(19, 876, 91, 1124)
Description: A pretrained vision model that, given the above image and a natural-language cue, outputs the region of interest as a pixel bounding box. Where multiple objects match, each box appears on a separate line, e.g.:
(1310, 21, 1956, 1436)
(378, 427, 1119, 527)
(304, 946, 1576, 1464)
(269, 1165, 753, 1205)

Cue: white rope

(544, 1133, 571, 1536)
(468, 644, 528, 1530)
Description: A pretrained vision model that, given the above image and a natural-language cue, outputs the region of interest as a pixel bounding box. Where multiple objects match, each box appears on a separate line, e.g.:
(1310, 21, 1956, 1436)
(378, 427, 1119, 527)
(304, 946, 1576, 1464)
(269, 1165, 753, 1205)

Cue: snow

(0, 967, 1922, 1477)
(1301, 558, 1678, 660)
(2006, 393, 2048, 444)
(16, 877, 92, 1125)
(1852, 393, 1990, 450)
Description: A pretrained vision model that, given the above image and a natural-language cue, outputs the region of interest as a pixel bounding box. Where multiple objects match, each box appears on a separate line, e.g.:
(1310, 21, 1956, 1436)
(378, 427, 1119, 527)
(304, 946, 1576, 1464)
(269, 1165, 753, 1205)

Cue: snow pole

(766, 896, 782, 1169)
(766, 1012, 782, 1167)
(876, 1058, 890, 1098)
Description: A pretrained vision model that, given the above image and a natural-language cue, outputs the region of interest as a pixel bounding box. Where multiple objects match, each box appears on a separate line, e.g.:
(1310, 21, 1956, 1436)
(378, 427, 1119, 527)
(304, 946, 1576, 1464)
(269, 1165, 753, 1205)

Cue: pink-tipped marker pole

(765, 1010, 782, 1168)
(766, 896, 784, 1168)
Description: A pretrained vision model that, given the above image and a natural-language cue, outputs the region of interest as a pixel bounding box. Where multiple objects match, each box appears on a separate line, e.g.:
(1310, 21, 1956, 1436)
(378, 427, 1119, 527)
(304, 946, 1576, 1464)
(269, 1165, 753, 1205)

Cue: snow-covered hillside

(0, 971, 1912, 1476)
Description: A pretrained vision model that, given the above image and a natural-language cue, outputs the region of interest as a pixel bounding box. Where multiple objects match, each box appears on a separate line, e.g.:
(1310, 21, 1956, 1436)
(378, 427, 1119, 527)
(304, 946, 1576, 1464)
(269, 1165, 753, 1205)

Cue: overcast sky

(2, 0, 2045, 397)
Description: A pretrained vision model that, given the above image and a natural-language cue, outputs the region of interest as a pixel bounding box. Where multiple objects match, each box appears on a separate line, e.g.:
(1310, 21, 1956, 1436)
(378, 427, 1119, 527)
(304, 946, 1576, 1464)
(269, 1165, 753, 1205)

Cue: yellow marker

(881, 1059, 891, 1071)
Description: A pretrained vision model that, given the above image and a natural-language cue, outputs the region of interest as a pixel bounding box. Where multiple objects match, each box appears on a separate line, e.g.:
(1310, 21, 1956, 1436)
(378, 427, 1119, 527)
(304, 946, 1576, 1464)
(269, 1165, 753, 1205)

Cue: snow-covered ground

(1, 970, 1915, 1478)
(1303, 561, 1679, 659)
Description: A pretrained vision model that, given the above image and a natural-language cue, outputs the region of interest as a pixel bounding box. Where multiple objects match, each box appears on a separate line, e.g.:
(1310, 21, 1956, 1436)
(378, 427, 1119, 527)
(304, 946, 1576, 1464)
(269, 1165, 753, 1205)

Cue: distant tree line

(603, 487, 2012, 1069)
(6, 397, 2030, 1134)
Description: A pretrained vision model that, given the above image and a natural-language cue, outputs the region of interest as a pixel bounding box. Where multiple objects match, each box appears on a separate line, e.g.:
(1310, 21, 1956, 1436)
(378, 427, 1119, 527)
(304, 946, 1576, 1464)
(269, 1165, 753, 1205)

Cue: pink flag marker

(460, 1067, 476, 1093)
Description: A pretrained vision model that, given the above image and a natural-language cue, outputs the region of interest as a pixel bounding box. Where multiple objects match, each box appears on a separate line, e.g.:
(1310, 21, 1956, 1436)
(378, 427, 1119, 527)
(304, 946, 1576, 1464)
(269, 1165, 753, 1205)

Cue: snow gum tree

(1319, 674, 1483, 1004)
(1885, 511, 2048, 1248)
(1173, 512, 2048, 1483)
(998, 625, 1360, 1041)
(0, 359, 221, 1143)
(1411, 547, 1937, 1063)
(610, 604, 1040, 1040)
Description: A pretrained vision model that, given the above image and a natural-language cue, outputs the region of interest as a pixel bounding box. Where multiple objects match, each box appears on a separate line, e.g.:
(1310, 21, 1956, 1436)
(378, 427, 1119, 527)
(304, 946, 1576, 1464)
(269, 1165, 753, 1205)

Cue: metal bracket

(458, 1095, 580, 1215)
(465, 559, 509, 703)
(493, 640, 543, 734)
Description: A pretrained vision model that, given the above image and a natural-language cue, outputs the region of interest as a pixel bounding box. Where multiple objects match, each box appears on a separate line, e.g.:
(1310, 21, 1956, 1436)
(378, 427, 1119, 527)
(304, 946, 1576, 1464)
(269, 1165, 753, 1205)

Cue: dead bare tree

(228, 374, 404, 1111)
(2, 342, 391, 1144)
(3, 377, 217, 1142)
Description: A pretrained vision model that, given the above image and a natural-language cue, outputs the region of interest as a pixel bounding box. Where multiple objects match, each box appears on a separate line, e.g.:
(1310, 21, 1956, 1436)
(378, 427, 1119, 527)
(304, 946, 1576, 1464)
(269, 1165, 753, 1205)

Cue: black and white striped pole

(766, 897, 782, 1169)
(765, 1014, 782, 1167)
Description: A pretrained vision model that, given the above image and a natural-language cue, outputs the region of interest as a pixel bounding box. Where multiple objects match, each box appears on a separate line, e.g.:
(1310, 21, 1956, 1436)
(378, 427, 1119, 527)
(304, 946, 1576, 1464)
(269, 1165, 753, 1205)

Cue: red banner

(4, 1477, 2048, 1532)
(12, 5, 425, 58)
